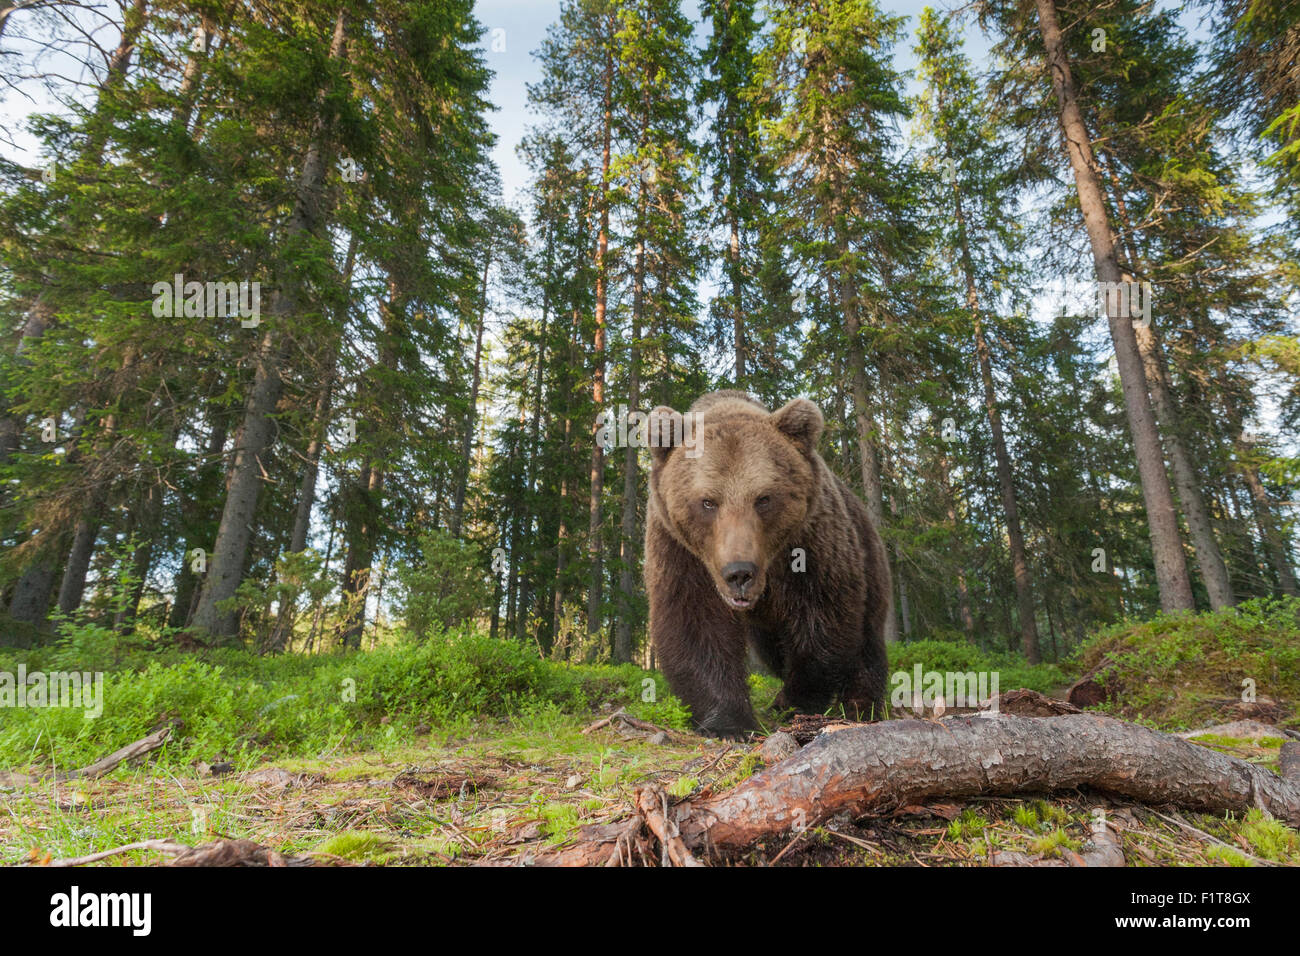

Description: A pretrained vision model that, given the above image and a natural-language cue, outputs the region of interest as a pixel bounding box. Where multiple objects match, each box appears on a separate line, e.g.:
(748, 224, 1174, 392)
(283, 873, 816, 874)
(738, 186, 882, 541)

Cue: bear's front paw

(697, 726, 757, 743)
(695, 713, 759, 742)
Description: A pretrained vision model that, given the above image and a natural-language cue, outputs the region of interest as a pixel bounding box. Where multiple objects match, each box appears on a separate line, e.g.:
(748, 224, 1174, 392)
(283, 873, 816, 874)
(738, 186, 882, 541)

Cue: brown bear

(644, 390, 891, 738)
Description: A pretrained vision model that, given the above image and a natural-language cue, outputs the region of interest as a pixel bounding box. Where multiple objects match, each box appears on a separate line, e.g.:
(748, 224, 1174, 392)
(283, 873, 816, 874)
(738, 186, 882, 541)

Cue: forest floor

(5, 599, 1300, 866)
(5, 707, 1299, 867)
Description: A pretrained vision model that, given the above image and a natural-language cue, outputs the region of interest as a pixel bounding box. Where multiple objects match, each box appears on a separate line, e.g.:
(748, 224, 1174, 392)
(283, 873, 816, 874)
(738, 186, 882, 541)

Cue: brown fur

(644, 390, 891, 738)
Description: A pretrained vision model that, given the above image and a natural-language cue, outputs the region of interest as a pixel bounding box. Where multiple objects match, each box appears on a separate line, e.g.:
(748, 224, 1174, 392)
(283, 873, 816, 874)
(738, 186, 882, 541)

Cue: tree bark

(1101, 150, 1235, 610)
(1033, 0, 1194, 612)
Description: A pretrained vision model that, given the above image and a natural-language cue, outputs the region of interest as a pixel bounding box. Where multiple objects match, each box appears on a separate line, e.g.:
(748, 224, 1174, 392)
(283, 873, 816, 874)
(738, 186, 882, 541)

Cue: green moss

(1029, 828, 1081, 857)
(1013, 804, 1040, 830)
(1033, 799, 1070, 827)
(315, 831, 392, 862)
(538, 802, 581, 844)
(1204, 845, 1252, 867)
(947, 809, 988, 840)
(1071, 596, 1300, 730)
(716, 753, 763, 790)
(1189, 733, 1285, 749)
(1239, 809, 1300, 862)
(668, 776, 699, 798)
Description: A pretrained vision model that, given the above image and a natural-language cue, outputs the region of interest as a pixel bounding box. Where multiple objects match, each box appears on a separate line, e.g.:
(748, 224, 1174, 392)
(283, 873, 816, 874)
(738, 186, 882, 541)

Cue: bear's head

(648, 397, 822, 611)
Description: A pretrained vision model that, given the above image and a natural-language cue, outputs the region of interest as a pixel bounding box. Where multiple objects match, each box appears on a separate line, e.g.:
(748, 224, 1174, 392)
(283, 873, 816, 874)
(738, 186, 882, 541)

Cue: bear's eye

(755, 495, 771, 509)
(701, 498, 717, 512)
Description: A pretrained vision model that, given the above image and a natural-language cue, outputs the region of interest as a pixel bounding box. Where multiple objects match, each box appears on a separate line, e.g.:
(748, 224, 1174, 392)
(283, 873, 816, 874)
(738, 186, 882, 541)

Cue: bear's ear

(646, 405, 683, 468)
(771, 398, 823, 458)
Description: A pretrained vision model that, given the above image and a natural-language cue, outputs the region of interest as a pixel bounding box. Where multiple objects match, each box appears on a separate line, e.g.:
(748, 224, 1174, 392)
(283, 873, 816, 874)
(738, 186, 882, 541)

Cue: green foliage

(0, 625, 685, 772)
(395, 530, 494, 637)
(888, 640, 1068, 694)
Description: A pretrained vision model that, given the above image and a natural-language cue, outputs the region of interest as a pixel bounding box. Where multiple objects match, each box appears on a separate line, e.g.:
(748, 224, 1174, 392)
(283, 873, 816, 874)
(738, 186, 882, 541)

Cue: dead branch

(0, 727, 172, 786)
(581, 707, 691, 743)
(635, 787, 702, 867)
(42, 839, 187, 867)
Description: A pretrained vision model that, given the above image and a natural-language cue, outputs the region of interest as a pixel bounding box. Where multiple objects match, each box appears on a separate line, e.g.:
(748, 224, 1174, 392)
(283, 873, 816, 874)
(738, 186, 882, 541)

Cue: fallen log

(533, 711, 1300, 865)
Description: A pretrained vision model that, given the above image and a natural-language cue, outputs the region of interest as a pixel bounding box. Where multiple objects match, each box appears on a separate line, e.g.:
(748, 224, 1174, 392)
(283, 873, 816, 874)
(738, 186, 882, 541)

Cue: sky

(472, 0, 996, 209)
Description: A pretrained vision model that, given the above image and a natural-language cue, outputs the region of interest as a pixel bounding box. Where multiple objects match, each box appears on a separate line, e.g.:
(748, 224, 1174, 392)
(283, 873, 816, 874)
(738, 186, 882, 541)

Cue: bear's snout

(717, 559, 764, 610)
(722, 561, 758, 594)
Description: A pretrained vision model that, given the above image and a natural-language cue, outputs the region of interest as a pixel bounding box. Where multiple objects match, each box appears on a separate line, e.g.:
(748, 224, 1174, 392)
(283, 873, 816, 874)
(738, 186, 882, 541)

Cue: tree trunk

(339, 276, 401, 649)
(615, 196, 646, 665)
(1237, 440, 1299, 597)
(169, 409, 229, 629)
(1033, 0, 1193, 612)
(534, 710, 1300, 864)
(190, 8, 349, 640)
(7, 556, 58, 627)
(730, 210, 744, 385)
(949, 160, 1041, 660)
(838, 265, 893, 642)
(1101, 150, 1235, 610)
(114, 480, 163, 632)
(340, 462, 383, 649)
(553, 307, 580, 649)
(521, 220, 555, 641)
(586, 41, 614, 647)
(939, 454, 975, 638)
(56, 517, 100, 615)
(288, 231, 356, 556)
(451, 251, 491, 537)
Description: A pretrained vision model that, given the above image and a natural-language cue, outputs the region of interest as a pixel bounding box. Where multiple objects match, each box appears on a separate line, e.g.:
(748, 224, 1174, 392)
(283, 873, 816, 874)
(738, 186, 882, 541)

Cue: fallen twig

(40, 840, 187, 867)
(0, 727, 172, 787)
